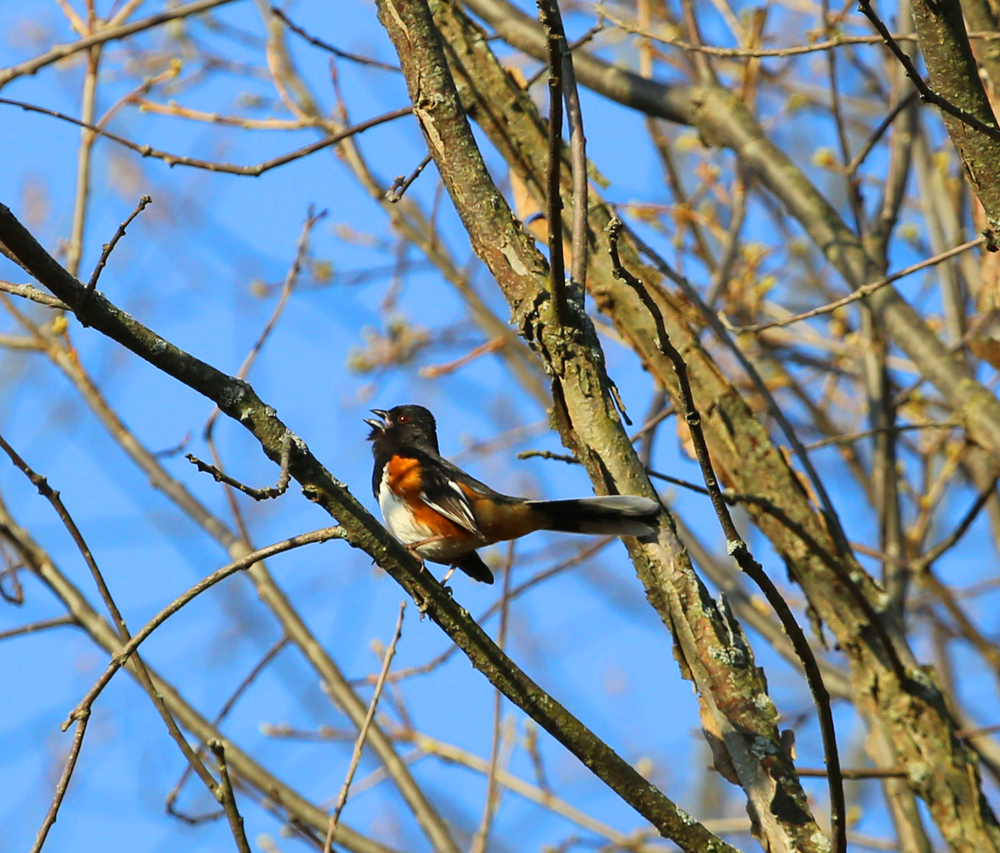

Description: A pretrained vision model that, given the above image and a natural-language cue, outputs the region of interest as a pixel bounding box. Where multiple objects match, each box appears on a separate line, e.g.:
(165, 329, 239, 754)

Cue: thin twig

(29, 711, 89, 853)
(633, 396, 673, 437)
(598, 7, 1000, 57)
(518, 448, 578, 464)
(705, 167, 747, 306)
(955, 722, 1000, 739)
(324, 602, 406, 853)
(556, 3, 589, 289)
(85, 195, 152, 296)
(525, 23, 605, 88)
(355, 538, 614, 687)
(167, 636, 289, 821)
(0, 615, 77, 642)
(607, 217, 847, 853)
(107, 0, 153, 29)
(208, 741, 252, 853)
(419, 336, 504, 378)
(0, 281, 69, 309)
(0, 98, 413, 176)
(797, 766, 907, 779)
(917, 476, 1000, 569)
(728, 236, 985, 333)
(471, 543, 515, 853)
(0, 0, 242, 89)
(621, 223, 911, 682)
(621, 217, 855, 560)
(847, 90, 919, 177)
(0, 433, 129, 638)
(54, 0, 87, 37)
(204, 207, 325, 442)
(856, 0, 1000, 142)
(804, 422, 955, 451)
(66, 527, 347, 730)
(385, 153, 433, 202)
(0, 432, 221, 820)
(271, 6, 401, 72)
(186, 432, 295, 501)
(818, 0, 863, 232)
(65, 41, 101, 278)
(411, 728, 752, 847)
(522, 445, 739, 501)
(129, 99, 312, 130)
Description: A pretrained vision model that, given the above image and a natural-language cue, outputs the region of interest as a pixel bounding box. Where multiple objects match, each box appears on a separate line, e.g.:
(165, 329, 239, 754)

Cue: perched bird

(365, 404, 661, 584)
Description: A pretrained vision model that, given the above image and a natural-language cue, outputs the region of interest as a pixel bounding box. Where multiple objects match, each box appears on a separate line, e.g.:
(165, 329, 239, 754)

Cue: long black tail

(529, 495, 660, 536)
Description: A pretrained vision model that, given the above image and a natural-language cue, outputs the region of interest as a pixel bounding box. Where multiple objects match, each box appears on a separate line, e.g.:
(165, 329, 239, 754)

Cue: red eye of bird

(397, 414, 409, 424)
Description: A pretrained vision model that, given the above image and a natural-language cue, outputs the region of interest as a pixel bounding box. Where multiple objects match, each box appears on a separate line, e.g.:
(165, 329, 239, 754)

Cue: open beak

(364, 409, 390, 434)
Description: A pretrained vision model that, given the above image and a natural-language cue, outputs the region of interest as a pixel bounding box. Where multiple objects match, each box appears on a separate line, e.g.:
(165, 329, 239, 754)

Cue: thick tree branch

(435, 4, 1000, 850)
(906, 0, 1000, 237)
(377, 2, 826, 851)
(0, 200, 736, 853)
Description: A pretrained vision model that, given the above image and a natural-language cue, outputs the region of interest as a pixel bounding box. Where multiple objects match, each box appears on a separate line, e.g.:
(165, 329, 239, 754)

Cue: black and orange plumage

(366, 405, 660, 583)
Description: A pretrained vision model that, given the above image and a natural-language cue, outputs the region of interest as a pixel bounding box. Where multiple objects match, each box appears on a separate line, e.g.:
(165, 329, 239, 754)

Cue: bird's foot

(405, 533, 447, 553)
(414, 589, 431, 616)
(438, 564, 459, 597)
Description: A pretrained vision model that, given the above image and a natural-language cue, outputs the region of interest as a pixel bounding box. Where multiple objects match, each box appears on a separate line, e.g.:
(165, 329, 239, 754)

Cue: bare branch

(728, 237, 985, 333)
(0, 281, 69, 310)
(856, 0, 1000, 142)
(29, 712, 89, 853)
(608, 216, 847, 853)
(325, 603, 406, 852)
(186, 432, 295, 500)
(271, 7, 401, 72)
(66, 526, 347, 730)
(85, 195, 152, 296)
(0, 98, 413, 176)
(208, 741, 252, 853)
(0, 0, 244, 90)
(537, 0, 568, 323)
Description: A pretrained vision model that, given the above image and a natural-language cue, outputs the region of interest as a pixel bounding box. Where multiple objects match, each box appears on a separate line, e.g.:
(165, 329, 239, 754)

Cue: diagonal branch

(857, 0, 1000, 142)
(376, 2, 826, 851)
(0, 0, 244, 91)
(325, 603, 406, 852)
(608, 218, 846, 853)
(0, 496, 397, 853)
(0, 98, 413, 177)
(0, 199, 735, 853)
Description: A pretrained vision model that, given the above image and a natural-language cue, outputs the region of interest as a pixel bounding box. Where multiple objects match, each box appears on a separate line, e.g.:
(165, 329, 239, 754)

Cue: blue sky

(2, 2, 997, 852)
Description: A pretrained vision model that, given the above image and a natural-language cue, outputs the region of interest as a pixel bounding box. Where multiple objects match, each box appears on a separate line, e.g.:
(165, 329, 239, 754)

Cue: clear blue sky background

(2, 2, 997, 852)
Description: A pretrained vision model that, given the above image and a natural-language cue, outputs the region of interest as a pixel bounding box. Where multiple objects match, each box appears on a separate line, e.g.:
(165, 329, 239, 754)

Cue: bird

(365, 404, 661, 584)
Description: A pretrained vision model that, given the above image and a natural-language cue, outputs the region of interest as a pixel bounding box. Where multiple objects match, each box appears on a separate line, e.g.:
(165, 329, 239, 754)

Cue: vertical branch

(0, 433, 218, 795)
(861, 0, 1000, 238)
(209, 740, 252, 853)
(607, 218, 847, 853)
(537, 0, 567, 322)
(554, 7, 588, 289)
(471, 543, 515, 853)
(875, 0, 917, 629)
(85, 195, 152, 295)
(324, 603, 406, 853)
(29, 711, 89, 853)
(819, 0, 863, 232)
(66, 44, 102, 277)
(167, 636, 289, 817)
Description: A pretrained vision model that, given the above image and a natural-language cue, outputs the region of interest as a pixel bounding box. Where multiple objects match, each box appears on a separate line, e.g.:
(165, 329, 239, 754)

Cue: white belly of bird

(378, 477, 483, 561)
